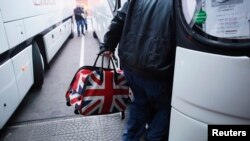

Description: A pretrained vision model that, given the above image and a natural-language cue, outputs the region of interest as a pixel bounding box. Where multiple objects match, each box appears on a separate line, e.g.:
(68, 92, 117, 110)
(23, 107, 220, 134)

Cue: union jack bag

(66, 54, 130, 117)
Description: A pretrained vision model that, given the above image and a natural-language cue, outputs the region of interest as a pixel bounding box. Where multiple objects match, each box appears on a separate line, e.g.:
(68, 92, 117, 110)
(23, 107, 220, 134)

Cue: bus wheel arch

(32, 41, 44, 89)
(69, 17, 74, 39)
(34, 36, 50, 69)
(93, 31, 98, 39)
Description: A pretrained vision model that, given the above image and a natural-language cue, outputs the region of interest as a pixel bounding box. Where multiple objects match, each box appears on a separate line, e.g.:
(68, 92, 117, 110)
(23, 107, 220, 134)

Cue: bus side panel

(0, 0, 75, 22)
(0, 61, 20, 129)
(0, 11, 9, 54)
(12, 46, 34, 100)
(23, 11, 72, 40)
(43, 19, 72, 63)
(172, 47, 250, 123)
(4, 20, 27, 49)
(2, 0, 75, 49)
(169, 108, 207, 141)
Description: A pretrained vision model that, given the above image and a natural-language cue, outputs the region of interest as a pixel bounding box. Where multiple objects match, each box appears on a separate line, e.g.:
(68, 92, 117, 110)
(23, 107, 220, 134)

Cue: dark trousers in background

(76, 20, 85, 36)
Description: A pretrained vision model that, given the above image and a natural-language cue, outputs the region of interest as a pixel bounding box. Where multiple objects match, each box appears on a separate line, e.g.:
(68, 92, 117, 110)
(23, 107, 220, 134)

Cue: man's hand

(99, 44, 113, 58)
(103, 51, 113, 58)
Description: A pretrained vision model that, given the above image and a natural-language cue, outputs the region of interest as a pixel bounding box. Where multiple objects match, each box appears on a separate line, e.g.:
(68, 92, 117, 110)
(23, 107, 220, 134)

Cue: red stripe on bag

(81, 99, 102, 115)
(70, 96, 82, 105)
(115, 98, 126, 110)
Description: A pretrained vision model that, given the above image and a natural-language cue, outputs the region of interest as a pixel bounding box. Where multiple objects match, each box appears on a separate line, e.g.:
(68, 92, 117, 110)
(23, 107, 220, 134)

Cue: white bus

(0, 0, 75, 129)
(90, 0, 126, 42)
(169, 0, 250, 140)
(89, 0, 126, 68)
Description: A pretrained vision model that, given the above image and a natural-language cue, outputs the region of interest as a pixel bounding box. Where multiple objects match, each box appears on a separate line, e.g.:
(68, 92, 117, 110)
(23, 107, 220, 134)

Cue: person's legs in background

(76, 20, 81, 36)
(80, 19, 85, 35)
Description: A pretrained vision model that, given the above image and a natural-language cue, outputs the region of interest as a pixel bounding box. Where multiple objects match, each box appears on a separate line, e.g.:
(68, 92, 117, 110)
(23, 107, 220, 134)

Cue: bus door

(169, 0, 250, 140)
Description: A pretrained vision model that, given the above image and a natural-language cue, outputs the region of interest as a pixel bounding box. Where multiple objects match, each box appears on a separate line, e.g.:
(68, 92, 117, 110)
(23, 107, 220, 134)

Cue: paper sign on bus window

(204, 0, 250, 39)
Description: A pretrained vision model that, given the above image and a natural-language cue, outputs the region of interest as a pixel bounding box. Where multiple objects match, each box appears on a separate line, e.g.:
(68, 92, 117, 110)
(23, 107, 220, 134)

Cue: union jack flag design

(66, 68, 92, 106)
(66, 67, 130, 116)
(79, 70, 129, 115)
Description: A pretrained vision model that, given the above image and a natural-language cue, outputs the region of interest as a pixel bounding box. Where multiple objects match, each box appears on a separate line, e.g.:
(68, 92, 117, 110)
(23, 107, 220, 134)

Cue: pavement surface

(0, 114, 127, 141)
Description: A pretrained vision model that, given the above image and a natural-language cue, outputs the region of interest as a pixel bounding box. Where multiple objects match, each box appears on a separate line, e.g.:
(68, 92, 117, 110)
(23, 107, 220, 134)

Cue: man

(100, 0, 175, 140)
(74, 4, 85, 36)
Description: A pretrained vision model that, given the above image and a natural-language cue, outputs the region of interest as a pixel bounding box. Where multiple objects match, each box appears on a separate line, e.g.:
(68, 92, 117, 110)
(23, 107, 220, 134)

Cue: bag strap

(93, 53, 119, 82)
(93, 53, 117, 71)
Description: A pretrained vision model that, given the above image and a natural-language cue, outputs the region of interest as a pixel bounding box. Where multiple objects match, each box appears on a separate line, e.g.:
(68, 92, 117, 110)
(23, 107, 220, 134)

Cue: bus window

(182, 0, 250, 40)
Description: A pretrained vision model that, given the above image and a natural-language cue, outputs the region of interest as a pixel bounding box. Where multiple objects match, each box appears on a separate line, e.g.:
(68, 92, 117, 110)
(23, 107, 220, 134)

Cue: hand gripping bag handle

(92, 53, 119, 83)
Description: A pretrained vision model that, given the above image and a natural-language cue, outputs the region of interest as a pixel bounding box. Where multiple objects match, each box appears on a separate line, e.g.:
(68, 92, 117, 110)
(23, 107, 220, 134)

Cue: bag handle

(93, 53, 116, 71)
(93, 53, 119, 82)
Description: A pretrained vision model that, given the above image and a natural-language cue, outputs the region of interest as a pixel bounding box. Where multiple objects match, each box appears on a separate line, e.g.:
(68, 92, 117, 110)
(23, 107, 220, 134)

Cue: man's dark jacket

(102, 0, 175, 80)
(74, 7, 84, 21)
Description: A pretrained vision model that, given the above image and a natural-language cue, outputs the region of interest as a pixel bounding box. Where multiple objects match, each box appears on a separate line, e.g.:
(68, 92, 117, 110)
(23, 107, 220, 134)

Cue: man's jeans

(76, 20, 84, 36)
(122, 69, 172, 141)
